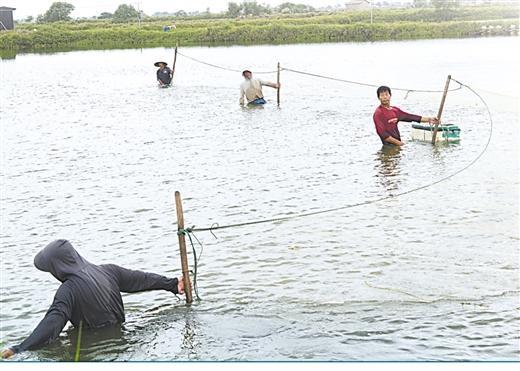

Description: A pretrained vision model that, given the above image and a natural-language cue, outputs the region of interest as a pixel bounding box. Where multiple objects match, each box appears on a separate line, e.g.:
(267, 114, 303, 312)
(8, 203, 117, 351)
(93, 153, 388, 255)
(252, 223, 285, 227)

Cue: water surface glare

(0, 37, 519, 361)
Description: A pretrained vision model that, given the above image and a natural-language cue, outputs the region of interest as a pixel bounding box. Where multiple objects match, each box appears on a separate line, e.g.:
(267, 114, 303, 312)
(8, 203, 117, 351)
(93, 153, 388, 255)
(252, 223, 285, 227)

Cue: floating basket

(411, 123, 461, 143)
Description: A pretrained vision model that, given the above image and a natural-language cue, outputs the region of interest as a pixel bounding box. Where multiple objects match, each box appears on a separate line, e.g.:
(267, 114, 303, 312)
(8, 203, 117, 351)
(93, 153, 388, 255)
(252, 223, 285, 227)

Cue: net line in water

(175, 78, 493, 303)
(172, 50, 495, 301)
(186, 78, 492, 233)
(364, 281, 520, 305)
(172, 48, 493, 234)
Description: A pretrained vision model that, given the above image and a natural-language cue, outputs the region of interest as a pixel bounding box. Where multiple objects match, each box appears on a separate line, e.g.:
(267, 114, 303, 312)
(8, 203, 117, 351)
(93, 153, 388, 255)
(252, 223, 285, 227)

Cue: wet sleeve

(101, 264, 178, 294)
(373, 111, 391, 140)
(396, 107, 421, 122)
(11, 284, 73, 354)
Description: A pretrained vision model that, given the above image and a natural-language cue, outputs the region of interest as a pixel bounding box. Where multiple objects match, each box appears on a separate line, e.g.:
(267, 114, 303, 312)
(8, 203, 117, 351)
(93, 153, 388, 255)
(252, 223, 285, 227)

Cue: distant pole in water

(172, 43, 178, 82)
(277, 62, 281, 106)
(175, 191, 193, 304)
(432, 75, 451, 144)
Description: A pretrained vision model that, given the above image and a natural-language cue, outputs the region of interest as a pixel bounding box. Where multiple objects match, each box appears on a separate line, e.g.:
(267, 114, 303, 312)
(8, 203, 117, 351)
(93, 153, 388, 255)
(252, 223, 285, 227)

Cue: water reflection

(242, 104, 265, 111)
(181, 313, 201, 360)
(1, 39, 518, 361)
(70, 324, 127, 361)
(34, 324, 127, 361)
(374, 144, 403, 193)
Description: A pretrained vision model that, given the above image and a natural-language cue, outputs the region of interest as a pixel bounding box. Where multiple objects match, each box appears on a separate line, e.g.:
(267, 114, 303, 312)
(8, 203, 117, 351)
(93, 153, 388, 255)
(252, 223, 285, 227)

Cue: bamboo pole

(174, 191, 193, 304)
(431, 75, 451, 144)
(277, 62, 281, 106)
(171, 43, 178, 82)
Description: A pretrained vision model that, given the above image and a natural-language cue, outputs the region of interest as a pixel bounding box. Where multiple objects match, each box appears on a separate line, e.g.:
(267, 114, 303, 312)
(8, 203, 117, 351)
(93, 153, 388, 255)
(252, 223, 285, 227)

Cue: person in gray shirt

(155, 61, 173, 86)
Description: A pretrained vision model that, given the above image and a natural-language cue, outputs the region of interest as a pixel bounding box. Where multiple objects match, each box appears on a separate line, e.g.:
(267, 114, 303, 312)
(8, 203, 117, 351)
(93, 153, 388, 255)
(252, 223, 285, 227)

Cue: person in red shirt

(373, 86, 439, 146)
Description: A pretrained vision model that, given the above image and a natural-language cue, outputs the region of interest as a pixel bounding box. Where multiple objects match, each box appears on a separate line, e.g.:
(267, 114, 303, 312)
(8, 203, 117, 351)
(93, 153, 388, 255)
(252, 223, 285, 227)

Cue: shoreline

(0, 25, 517, 58)
(1, 5, 517, 55)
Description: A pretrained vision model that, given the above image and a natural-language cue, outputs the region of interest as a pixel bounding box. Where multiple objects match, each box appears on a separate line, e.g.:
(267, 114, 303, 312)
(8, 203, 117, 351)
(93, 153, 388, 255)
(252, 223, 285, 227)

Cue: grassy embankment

(0, 5, 517, 53)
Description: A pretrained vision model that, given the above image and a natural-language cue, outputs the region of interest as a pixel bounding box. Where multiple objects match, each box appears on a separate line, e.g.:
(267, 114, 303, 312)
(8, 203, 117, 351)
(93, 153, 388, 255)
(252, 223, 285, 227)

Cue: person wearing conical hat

(154, 61, 173, 87)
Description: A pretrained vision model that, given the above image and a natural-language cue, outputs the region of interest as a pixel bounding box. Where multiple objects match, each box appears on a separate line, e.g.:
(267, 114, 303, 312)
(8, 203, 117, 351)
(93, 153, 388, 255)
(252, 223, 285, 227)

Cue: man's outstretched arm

(101, 264, 182, 294)
(260, 80, 280, 89)
(397, 108, 438, 124)
(2, 284, 73, 358)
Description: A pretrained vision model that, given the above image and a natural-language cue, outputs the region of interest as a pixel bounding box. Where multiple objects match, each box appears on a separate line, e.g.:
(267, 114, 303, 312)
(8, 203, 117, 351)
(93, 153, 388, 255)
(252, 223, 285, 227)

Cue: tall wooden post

(277, 62, 281, 106)
(431, 75, 451, 144)
(171, 43, 178, 82)
(175, 191, 193, 304)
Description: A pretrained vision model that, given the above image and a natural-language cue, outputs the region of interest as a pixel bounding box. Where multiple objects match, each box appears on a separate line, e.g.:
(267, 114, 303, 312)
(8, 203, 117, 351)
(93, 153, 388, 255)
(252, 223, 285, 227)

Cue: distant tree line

(413, 0, 460, 8)
(29, 2, 321, 24)
(226, 2, 316, 17)
(36, 2, 75, 23)
(25, 0, 498, 25)
(5, 3, 517, 52)
(32, 2, 145, 24)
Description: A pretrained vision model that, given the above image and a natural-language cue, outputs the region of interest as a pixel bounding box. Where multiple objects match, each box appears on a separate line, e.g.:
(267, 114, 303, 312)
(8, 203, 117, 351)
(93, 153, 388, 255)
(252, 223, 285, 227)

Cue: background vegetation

(0, 2, 517, 52)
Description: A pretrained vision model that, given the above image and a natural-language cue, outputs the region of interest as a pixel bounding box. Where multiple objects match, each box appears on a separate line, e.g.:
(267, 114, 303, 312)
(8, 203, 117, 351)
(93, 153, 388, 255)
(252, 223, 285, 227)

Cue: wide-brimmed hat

(154, 61, 168, 67)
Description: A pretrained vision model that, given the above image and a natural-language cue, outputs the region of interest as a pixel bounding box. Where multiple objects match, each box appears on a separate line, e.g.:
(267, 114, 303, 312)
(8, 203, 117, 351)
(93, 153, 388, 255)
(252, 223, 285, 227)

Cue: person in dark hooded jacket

(1, 239, 186, 358)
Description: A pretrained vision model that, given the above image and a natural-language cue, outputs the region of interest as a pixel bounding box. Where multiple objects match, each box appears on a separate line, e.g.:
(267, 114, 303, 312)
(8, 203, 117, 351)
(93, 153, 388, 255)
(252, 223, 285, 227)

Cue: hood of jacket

(34, 239, 90, 282)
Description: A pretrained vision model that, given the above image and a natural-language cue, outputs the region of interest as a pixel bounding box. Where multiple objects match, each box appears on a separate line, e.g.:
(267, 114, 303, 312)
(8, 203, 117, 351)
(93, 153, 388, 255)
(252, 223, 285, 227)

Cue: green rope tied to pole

(177, 227, 203, 301)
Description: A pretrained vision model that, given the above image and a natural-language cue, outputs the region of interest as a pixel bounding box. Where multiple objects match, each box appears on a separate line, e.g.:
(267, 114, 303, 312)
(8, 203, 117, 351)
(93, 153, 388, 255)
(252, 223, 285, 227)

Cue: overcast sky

(9, 0, 418, 19)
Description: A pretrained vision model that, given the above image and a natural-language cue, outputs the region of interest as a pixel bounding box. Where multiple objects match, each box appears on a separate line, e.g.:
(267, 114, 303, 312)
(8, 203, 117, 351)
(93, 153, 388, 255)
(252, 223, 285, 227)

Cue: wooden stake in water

(172, 43, 178, 82)
(277, 62, 281, 106)
(175, 191, 193, 304)
(431, 75, 451, 144)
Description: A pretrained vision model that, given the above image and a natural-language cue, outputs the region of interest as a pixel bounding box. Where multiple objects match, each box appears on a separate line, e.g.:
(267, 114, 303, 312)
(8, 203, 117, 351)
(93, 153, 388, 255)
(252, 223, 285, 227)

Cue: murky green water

(0, 37, 518, 361)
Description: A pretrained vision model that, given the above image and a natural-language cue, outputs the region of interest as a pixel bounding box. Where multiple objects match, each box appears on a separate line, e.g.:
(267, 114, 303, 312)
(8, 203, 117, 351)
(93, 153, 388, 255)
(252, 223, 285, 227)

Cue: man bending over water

(1, 239, 187, 358)
(373, 86, 439, 146)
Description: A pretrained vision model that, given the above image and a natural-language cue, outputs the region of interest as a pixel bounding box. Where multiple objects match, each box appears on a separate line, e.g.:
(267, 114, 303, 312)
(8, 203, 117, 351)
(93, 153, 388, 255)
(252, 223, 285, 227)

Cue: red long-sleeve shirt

(373, 105, 422, 144)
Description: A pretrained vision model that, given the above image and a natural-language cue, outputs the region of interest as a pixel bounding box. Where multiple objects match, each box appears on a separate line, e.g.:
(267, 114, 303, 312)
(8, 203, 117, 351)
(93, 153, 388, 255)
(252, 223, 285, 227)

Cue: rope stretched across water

(179, 79, 493, 295)
(282, 67, 464, 93)
(186, 78, 492, 234)
(470, 86, 517, 99)
(176, 50, 462, 93)
(172, 49, 494, 285)
(176, 51, 278, 74)
(364, 281, 520, 304)
(176, 49, 514, 99)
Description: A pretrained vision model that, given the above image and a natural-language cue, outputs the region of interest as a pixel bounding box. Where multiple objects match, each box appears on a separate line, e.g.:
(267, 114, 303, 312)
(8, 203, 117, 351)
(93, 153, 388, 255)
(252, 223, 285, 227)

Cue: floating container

(411, 123, 461, 143)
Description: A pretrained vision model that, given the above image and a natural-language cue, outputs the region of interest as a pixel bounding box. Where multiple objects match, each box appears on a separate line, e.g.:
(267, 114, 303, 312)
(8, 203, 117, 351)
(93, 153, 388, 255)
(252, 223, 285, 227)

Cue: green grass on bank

(1, 5, 518, 52)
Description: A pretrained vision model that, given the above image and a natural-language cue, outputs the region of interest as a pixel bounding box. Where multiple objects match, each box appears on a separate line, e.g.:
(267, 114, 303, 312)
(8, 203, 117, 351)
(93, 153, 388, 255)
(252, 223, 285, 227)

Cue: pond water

(0, 36, 519, 361)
